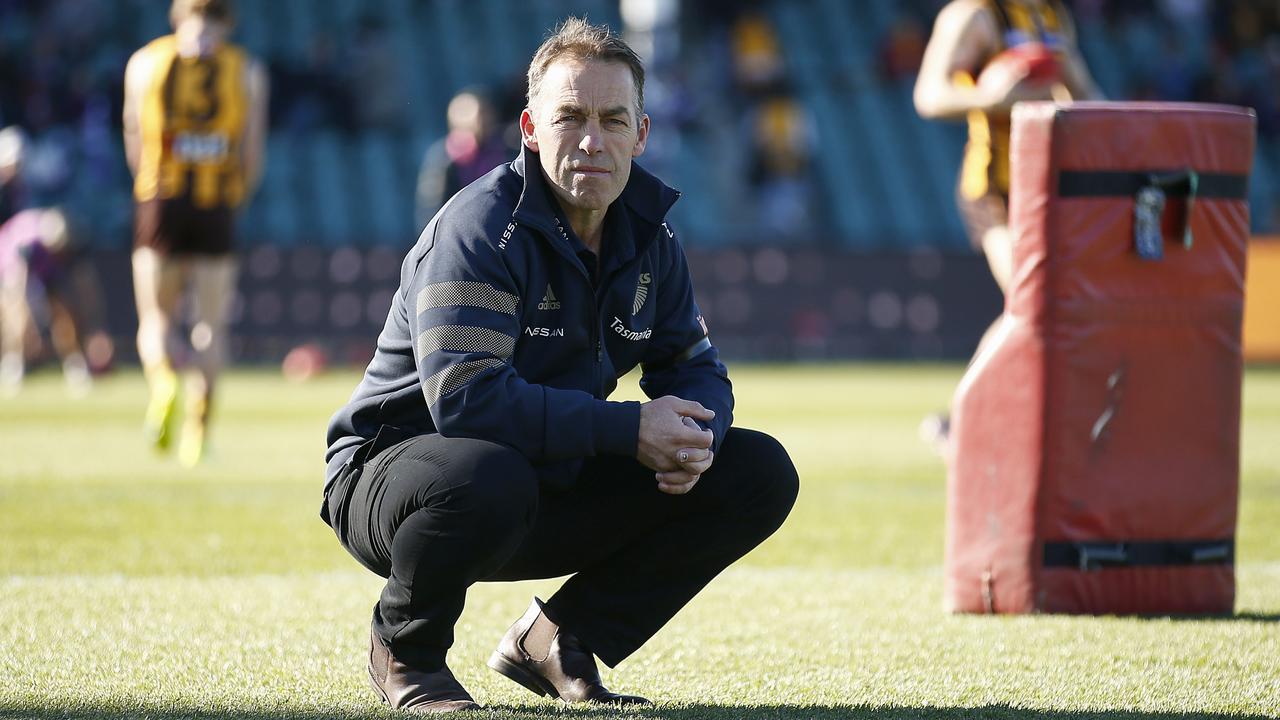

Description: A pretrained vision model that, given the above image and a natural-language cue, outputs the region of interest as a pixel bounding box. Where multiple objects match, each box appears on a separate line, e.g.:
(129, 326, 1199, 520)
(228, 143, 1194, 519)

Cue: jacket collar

(512, 145, 680, 243)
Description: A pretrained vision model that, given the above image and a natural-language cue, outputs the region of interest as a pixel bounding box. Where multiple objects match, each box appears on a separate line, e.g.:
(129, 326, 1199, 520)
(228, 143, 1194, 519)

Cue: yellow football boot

(177, 396, 208, 468)
(177, 420, 206, 468)
(143, 364, 179, 452)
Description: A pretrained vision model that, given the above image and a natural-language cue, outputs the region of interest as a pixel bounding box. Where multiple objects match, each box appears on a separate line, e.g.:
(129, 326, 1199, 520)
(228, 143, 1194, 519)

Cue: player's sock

(177, 421, 205, 468)
(177, 396, 208, 468)
(143, 363, 179, 451)
(0, 352, 22, 396)
(63, 352, 92, 398)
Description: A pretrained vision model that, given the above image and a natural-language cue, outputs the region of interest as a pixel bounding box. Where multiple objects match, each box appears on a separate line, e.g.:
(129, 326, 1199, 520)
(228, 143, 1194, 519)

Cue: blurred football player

(914, 0, 1102, 446)
(0, 207, 106, 396)
(123, 0, 268, 465)
(415, 88, 515, 229)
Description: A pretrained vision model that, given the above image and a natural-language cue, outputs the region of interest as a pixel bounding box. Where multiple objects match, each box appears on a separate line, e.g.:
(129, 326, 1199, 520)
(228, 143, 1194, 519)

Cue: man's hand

(638, 396, 714, 492)
(657, 423, 715, 494)
(656, 415, 715, 493)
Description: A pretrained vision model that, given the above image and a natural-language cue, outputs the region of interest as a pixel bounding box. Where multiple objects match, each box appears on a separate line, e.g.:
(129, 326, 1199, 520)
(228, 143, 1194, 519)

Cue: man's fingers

(677, 416, 713, 450)
(676, 447, 710, 464)
(677, 457, 713, 476)
(649, 456, 679, 472)
(672, 425, 712, 450)
(672, 398, 715, 422)
(656, 469, 698, 485)
(657, 471, 700, 495)
(675, 448, 713, 476)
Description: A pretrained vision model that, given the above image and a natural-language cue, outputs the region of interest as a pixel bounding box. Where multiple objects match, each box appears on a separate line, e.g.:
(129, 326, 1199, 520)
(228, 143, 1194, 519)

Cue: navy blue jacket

(323, 146, 733, 503)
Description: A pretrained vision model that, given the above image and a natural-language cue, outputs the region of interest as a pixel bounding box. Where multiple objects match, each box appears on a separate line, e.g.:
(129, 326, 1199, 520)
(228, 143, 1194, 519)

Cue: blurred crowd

(270, 14, 410, 135)
(674, 0, 819, 239)
(0, 0, 1276, 251)
(1074, 0, 1280, 136)
(1, 0, 1276, 374)
(874, 0, 1280, 137)
(0, 0, 123, 209)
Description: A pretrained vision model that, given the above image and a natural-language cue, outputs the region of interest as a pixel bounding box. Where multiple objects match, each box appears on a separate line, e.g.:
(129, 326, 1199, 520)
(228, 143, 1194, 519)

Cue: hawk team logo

(632, 273, 651, 315)
(538, 284, 561, 311)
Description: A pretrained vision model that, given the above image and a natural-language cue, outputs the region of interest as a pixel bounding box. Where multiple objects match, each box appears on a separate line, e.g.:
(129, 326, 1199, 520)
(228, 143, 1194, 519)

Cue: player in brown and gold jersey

(123, 0, 267, 466)
(915, 0, 1101, 290)
(913, 0, 1101, 448)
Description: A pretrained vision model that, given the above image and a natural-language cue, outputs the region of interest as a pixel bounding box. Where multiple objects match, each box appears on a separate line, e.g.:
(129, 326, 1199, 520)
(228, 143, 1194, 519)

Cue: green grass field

(1, 364, 1278, 720)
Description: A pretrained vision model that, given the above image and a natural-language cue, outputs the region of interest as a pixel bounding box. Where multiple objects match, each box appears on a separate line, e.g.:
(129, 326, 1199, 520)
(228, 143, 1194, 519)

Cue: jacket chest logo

(632, 273, 651, 316)
(538, 284, 561, 311)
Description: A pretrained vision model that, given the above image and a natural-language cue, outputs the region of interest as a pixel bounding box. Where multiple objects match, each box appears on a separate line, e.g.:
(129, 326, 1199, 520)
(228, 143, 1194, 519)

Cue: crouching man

(322, 17, 798, 713)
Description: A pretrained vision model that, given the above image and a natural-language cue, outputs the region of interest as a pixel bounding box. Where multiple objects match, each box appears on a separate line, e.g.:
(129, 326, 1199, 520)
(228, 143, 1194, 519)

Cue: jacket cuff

(593, 400, 641, 457)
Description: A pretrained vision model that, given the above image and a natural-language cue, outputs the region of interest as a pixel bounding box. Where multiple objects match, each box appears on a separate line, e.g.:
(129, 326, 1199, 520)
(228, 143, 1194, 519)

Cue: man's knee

(712, 428, 799, 529)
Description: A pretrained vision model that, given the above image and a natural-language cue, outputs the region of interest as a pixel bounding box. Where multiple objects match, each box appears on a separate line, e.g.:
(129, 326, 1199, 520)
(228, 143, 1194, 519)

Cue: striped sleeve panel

(416, 324, 515, 362)
(422, 358, 506, 406)
(414, 280, 519, 406)
(417, 281, 519, 316)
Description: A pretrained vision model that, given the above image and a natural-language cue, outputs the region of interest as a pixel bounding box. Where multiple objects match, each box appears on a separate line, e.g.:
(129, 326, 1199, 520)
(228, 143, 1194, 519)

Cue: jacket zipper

(547, 216, 605, 398)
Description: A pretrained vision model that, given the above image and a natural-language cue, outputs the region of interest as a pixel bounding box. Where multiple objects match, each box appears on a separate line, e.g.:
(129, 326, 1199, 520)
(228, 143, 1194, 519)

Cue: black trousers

(329, 427, 798, 669)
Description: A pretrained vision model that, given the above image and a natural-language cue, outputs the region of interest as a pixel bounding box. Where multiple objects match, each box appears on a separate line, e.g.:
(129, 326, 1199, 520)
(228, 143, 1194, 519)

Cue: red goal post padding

(945, 102, 1255, 615)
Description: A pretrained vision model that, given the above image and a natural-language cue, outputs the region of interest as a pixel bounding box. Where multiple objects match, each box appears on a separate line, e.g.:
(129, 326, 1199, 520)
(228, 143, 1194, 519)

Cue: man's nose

(578, 119, 604, 154)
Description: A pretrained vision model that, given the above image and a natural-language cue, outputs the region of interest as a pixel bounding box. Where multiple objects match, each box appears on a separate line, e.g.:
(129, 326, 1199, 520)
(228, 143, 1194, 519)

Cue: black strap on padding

(1043, 539, 1234, 571)
(1058, 171, 1248, 199)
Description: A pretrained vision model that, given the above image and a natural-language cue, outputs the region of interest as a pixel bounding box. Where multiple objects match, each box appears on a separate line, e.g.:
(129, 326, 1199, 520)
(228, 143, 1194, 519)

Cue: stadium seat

(261, 136, 303, 246)
(357, 134, 410, 244)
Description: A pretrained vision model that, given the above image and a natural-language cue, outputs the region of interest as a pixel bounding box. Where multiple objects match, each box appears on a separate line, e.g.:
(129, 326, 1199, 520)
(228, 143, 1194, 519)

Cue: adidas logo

(537, 284, 561, 311)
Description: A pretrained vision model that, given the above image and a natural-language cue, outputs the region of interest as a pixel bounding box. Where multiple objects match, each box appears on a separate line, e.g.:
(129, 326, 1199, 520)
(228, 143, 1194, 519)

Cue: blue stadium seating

(9, 0, 1276, 250)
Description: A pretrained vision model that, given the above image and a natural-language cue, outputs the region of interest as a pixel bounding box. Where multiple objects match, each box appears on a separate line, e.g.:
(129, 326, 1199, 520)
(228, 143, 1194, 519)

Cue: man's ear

(632, 113, 650, 157)
(519, 108, 539, 152)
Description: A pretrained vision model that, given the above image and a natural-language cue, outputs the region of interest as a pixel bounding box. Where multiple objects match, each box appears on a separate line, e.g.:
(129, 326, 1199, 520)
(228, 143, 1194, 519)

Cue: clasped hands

(637, 395, 715, 495)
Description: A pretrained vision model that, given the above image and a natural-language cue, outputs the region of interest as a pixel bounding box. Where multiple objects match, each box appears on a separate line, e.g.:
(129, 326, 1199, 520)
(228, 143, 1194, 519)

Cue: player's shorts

(134, 196, 234, 256)
(23, 243, 73, 292)
(955, 181, 1009, 252)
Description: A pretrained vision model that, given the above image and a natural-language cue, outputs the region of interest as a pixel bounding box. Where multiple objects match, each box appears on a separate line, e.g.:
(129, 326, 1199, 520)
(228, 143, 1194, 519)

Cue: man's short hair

(527, 17, 646, 119)
(170, 0, 235, 28)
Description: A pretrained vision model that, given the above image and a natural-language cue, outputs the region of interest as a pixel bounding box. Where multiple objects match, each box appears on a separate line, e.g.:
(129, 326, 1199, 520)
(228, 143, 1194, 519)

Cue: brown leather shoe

(487, 598, 650, 705)
(368, 628, 480, 713)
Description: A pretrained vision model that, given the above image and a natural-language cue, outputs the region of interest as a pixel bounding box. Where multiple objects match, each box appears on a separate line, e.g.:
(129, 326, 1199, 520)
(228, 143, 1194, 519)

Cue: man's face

(521, 59, 650, 216)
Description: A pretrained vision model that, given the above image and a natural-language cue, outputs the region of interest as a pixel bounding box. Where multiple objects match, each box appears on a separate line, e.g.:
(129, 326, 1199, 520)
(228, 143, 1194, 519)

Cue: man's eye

(607, 118, 627, 127)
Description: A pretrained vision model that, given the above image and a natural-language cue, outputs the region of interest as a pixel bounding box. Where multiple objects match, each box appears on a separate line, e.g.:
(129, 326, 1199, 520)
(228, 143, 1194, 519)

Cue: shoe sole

(486, 652, 556, 698)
